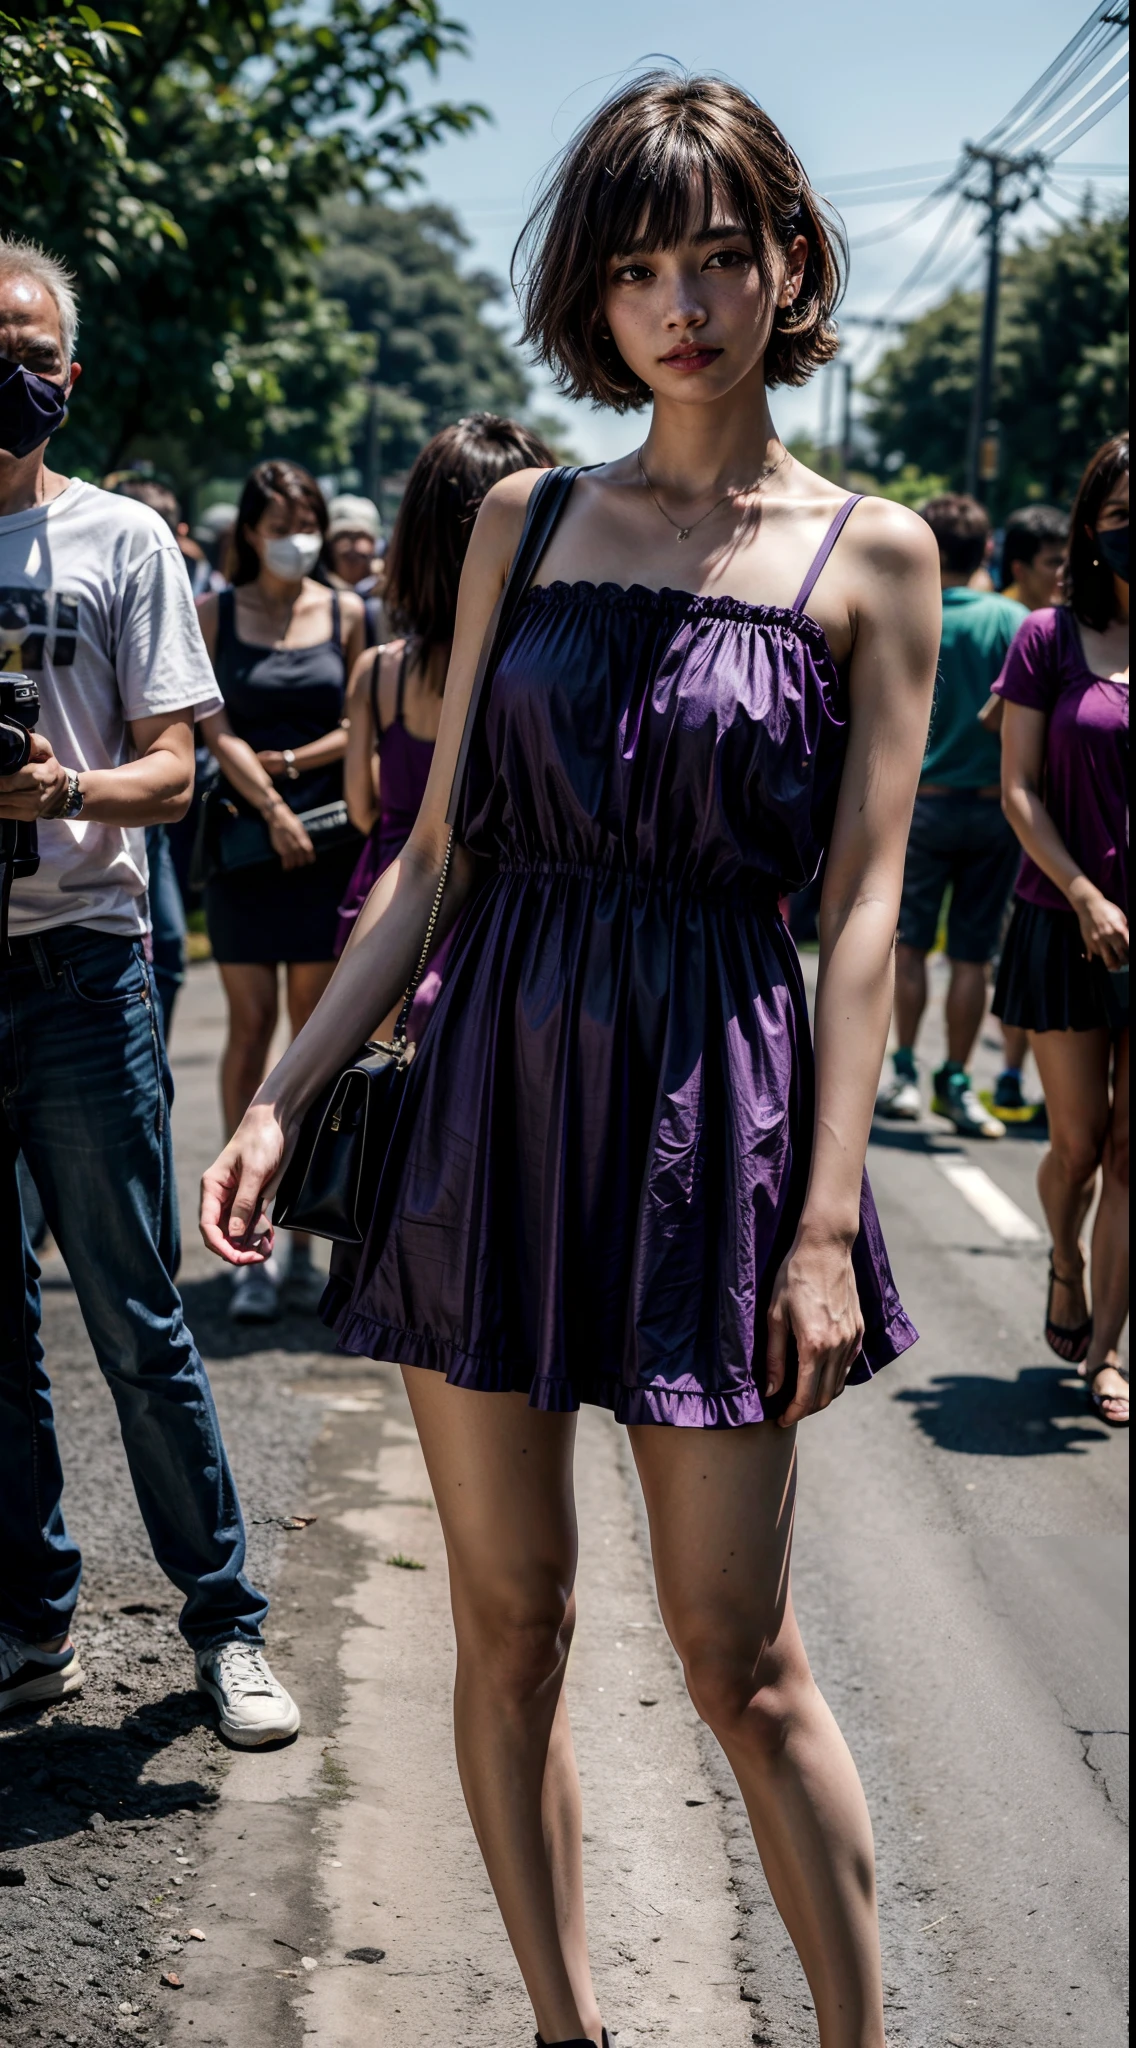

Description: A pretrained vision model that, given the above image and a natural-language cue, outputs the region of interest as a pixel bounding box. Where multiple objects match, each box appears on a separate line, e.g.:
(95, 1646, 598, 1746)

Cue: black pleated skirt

(993, 897, 1120, 1033)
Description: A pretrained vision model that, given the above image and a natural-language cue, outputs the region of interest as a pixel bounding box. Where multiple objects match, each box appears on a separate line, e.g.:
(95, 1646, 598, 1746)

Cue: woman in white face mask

(197, 460, 367, 1322)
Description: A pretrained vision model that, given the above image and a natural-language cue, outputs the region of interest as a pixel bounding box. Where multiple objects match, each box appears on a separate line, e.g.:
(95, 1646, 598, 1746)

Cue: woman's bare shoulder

(844, 494, 940, 584)
(474, 466, 557, 554)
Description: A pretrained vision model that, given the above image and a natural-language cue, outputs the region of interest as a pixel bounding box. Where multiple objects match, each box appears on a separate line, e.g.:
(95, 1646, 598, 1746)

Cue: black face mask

(1096, 521, 1129, 585)
(0, 355, 69, 458)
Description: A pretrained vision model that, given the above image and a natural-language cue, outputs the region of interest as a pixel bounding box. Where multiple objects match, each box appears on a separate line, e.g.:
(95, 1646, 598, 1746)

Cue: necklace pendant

(676, 527, 690, 542)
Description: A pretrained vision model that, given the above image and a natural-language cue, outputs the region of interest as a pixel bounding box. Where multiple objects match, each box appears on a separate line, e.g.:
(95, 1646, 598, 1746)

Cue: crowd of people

(0, 62, 1127, 2048)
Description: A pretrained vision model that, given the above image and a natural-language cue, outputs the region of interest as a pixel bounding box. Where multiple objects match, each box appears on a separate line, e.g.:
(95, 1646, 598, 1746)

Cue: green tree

(0, 2, 485, 480)
(864, 205, 1129, 512)
(314, 198, 530, 486)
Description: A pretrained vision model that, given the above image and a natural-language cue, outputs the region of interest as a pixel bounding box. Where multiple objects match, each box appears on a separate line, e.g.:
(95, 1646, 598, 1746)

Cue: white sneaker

(876, 1071, 921, 1120)
(0, 1629, 85, 1715)
(195, 1642, 300, 1748)
(229, 1259, 280, 1325)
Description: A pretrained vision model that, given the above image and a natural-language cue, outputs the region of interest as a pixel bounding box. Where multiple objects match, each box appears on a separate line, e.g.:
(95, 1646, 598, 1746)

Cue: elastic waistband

(491, 858, 783, 911)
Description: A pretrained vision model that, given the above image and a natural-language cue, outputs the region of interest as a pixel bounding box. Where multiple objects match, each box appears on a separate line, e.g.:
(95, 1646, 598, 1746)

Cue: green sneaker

(932, 1064, 1005, 1140)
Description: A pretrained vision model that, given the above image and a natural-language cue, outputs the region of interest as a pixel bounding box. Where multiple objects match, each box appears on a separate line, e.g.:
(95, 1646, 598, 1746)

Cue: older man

(0, 234, 298, 1745)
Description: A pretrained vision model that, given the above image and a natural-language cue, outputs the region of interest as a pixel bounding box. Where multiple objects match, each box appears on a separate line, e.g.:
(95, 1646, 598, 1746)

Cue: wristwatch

(59, 769, 85, 819)
(282, 748, 300, 781)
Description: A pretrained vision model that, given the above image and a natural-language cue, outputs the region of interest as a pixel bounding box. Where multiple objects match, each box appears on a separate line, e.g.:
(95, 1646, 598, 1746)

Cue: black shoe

(535, 2034, 611, 2047)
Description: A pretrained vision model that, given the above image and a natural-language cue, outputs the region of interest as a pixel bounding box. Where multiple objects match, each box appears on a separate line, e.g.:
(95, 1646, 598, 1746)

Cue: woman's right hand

(266, 800, 316, 870)
(200, 1102, 290, 1263)
(1069, 879, 1129, 966)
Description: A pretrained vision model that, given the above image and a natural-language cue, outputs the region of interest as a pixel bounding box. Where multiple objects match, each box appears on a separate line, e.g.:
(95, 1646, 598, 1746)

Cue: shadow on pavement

(178, 1273, 341, 1360)
(896, 1362, 1108, 1457)
(868, 1122, 953, 1154)
(0, 1693, 216, 1852)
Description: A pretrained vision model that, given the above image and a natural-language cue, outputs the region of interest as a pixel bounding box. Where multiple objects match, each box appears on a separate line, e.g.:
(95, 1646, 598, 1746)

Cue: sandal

(1044, 1254, 1093, 1365)
(1087, 1362, 1130, 1429)
(535, 2034, 611, 2047)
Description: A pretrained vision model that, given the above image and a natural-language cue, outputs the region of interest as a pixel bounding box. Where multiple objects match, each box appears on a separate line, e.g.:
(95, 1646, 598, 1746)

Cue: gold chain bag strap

(273, 466, 582, 1244)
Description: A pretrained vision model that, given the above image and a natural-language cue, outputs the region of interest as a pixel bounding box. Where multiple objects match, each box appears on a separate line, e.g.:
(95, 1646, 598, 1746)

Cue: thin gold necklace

(636, 445, 788, 543)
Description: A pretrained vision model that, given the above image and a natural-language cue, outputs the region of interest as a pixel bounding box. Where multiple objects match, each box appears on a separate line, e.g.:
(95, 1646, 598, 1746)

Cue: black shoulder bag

(273, 465, 582, 1243)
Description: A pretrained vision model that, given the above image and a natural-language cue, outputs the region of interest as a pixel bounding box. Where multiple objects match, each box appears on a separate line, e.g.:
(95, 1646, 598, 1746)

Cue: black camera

(0, 669, 41, 949)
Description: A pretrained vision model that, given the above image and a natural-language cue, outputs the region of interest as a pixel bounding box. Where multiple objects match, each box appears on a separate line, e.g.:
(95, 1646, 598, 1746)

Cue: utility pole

(835, 314, 904, 486)
(961, 145, 1045, 503)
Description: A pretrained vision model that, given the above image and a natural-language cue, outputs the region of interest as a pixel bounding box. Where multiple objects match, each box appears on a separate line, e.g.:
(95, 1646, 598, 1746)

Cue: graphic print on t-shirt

(0, 584, 79, 670)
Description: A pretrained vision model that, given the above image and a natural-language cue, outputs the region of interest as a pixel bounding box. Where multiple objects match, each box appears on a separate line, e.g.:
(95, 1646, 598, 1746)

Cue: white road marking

(935, 1159, 1042, 1242)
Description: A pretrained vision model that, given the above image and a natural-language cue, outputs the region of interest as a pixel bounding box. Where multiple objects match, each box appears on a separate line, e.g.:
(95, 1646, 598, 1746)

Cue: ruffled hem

(320, 1278, 918, 1429)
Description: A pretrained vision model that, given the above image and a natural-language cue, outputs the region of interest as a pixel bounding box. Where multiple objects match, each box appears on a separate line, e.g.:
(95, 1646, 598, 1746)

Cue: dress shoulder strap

(217, 585, 236, 648)
(329, 589, 342, 652)
(368, 646, 384, 737)
(446, 465, 591, 826)
(394, 640, 411, 725)
(792, 495, 864, 615)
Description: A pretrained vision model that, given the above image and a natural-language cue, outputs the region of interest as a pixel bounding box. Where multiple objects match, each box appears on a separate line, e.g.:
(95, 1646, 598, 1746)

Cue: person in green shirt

(877, 494, 1027, 1138)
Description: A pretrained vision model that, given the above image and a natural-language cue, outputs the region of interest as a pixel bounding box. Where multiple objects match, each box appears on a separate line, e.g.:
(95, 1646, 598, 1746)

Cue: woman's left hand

(257, 749, 287, 779)
(766, 1231, 865, 1428)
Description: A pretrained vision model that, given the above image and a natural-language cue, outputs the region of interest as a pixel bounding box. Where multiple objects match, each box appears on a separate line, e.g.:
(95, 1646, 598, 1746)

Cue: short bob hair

(1063, 432, 1129, 632)
(229, 459, 328, 586)
(919, 493, 990, 577)
(514, 71, 845, 411)
(385, 413, 555, 656)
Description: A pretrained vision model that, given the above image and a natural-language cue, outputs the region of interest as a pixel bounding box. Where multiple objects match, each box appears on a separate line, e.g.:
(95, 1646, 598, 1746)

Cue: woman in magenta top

(994, 433, 1129, 1425)
(336, 415, 555, 1032)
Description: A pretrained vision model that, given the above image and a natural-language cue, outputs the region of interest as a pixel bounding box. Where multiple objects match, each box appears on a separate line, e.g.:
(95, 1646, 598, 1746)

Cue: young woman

(335, 415, 555, 1011)
(201, 74, 939, 2047)
(994, 434, 1129, 1426)
(197, 460, 366, 1321)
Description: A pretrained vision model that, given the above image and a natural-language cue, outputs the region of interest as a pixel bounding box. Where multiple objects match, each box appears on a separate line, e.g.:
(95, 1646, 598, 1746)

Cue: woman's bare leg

(1030, 1028, 1111, 1349)
(403, 1369, 602, 2044)
(284, 958, 336, 1039)
(217, 961, 278, 1136)
(1084, 1030, 1129, 1413)
(631, 1420, 884, 2048)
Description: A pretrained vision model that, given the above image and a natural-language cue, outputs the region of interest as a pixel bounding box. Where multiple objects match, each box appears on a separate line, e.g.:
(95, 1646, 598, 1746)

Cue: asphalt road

(2, 952, 1127, 2048)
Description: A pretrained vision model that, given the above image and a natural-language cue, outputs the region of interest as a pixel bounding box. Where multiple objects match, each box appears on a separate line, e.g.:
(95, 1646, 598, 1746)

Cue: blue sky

(405, 0, 1129, 462)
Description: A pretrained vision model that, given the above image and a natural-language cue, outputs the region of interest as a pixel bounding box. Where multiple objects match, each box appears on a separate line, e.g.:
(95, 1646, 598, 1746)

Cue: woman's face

(602, 192, 807, 411)
(245, 490, 323, 584)
(1094, 472, 1129, 536)
(247, 491, 319, 556)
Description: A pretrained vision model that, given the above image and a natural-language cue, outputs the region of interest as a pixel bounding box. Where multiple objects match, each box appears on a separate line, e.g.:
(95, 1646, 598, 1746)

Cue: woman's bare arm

(767, 498, 941, 1425)
(1000, 700, 1128, 964)
(342, 646, 383, 834)
(200, 468, 547, 1260)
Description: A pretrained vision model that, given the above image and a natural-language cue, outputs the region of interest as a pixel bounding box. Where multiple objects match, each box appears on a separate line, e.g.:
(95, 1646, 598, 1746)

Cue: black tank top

(215, 587, 346, 814)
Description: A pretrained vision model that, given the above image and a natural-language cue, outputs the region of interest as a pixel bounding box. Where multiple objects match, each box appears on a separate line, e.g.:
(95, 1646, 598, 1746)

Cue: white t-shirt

(0, 478, 222, 936)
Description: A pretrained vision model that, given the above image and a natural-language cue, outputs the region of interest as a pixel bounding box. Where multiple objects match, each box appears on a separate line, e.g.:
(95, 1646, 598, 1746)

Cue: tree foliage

(864, 205, 1129, 511)
(313, 198, 529, 483)
(0, 2, 485, 478)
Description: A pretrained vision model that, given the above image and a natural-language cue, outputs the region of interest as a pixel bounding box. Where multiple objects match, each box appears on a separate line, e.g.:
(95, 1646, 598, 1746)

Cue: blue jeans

(0, 923, 267, 1651)
(145, 824, 187, 1042)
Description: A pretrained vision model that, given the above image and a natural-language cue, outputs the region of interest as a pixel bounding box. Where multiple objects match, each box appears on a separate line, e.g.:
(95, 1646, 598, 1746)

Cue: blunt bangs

(515, 71, 845, 411)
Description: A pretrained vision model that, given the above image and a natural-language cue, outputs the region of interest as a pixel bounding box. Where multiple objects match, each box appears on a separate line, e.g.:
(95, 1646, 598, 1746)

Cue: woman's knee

(680, 1635, 809, 1760)
(1045, 1126, 1105, 1187)
(457, 1579, 574, 1703)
